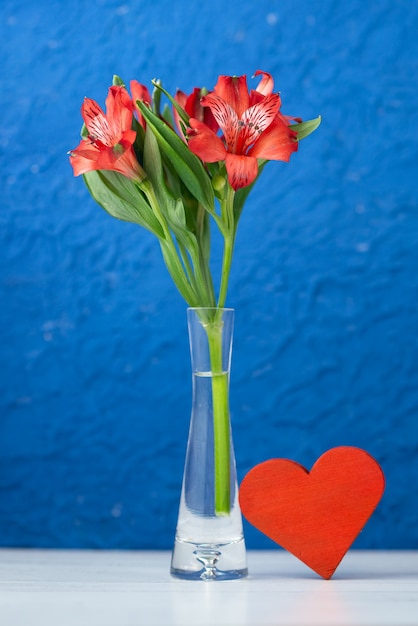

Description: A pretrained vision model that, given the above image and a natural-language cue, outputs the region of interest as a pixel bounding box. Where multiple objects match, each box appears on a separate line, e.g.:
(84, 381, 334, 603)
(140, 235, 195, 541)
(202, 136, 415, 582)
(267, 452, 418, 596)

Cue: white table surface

(0, 549, 417, 625)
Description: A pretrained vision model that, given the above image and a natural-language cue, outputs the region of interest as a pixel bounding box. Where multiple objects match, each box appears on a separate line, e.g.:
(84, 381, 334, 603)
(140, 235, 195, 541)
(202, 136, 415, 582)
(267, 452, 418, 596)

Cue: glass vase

(170, 307, 248, 580)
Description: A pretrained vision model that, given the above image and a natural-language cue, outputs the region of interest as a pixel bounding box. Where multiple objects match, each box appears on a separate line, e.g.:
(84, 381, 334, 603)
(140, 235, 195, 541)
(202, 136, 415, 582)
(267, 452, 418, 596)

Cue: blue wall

(1, 0, 417, 549)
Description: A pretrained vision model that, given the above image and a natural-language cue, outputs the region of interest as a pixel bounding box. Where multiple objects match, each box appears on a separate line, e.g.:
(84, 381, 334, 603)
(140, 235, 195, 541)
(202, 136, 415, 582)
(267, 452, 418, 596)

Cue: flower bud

(212, 174, 226, 192)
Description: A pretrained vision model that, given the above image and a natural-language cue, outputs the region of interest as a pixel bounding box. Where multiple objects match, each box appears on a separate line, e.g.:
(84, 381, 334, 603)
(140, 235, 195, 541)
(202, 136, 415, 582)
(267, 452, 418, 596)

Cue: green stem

(202, 185, 236, 514)
(217, 185, 235, 309)
(206, 317, 231, 515)
(217, 235, 233, 310)
(196, 205, 216, 307)
(145, 176, 237, 515)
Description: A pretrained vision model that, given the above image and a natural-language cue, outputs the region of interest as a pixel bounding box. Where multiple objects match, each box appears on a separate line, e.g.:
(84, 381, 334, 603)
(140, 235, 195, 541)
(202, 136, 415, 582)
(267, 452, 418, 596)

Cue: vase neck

(187, 308, 234, 374)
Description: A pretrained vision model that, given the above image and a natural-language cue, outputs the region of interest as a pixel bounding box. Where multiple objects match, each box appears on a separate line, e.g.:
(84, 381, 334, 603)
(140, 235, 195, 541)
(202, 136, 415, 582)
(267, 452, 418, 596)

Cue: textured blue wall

(1, 0, 417, 550)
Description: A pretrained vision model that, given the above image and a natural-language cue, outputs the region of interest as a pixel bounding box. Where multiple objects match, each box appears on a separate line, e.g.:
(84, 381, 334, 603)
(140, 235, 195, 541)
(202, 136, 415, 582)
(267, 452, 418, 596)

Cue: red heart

(239, 446, 385, 579)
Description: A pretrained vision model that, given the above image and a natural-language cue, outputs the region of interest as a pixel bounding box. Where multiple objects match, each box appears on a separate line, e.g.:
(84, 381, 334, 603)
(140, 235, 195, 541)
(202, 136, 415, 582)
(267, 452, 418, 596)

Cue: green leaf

(292, 115, 322, 141)
(143, 122, 192, 247)
(168, 214, 215, 307)
(151, 79, 189, 128)
(83, 170, 164, 238)
(142, 125, 211, 301)
(159, 239, 198, 306)
(172, 199, 187, 228)
(161, 103, 175, 129)
(112, 75, 125, 87)
(163, 157, 183, 199)
(136, 101, 215, 214)
(165, 199, 195, 252)
(195, 206, 214, 301)
(143, 123, 166, 202)
(151, 79, 162, 116)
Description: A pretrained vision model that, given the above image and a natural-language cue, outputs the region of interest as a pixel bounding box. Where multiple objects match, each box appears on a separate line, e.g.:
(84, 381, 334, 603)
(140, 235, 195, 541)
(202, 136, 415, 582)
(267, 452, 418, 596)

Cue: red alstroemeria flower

(69, 85, 144, 181)
(130, 80, 152, 128)
(187, 71, 299, 190)
(174, 87, 219, 140)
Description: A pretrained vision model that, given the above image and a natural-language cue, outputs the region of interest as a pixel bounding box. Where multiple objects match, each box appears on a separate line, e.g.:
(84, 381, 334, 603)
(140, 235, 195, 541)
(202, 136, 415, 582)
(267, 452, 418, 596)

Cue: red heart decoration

(239, 446, 385, 579)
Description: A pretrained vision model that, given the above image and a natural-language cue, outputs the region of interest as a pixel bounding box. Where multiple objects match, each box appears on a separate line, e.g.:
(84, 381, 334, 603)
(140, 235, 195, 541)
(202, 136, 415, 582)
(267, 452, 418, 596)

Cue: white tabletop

(0, 549, 417, 625)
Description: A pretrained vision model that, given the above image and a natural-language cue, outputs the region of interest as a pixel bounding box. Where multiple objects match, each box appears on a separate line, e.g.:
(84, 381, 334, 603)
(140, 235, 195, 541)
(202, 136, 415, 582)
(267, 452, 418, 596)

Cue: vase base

(170, 537, 248, 580)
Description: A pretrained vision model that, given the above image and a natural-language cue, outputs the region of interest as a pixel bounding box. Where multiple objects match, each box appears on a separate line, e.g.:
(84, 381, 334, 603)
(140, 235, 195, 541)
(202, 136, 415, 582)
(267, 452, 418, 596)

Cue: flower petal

(118, 129, 137, 149)
(187, 118, 227, 162)
(200, 94, 238, 152)
(70, 137, 142, 180)
(69, 140, 102, 176)
(105, 86, 134, 137)
(186, 88, 219, 132)
(186, 88, 205, 120)
(225, 153, 259, 190)
(94, 145, 142, 179)
(130, 80, 152, 128)
(172, 90, 189, 140)
(81, 98, 114, 146)
(111, 147, 144, 179)
(238, 93, 281, 152)
(250, 118, 298, 161)
(213, 74, 250, 117)
(242, 93, 281, 132)
(253, 70, 274, 95)
(174, 89, 187, 109)
(130, 80, 152, 107)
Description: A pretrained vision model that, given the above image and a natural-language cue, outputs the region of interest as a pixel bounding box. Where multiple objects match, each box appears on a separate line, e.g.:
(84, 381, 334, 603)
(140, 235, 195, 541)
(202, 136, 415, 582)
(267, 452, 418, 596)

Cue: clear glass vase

(170, 307, 248, 580)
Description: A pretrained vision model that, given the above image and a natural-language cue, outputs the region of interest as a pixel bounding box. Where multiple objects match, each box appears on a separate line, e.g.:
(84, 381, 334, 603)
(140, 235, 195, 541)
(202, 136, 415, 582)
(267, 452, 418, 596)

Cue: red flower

(174, 87, 218, 139)
(187, 71, 299, 190)
(69, 86, 144, 180)
(130, 80, 152, 128)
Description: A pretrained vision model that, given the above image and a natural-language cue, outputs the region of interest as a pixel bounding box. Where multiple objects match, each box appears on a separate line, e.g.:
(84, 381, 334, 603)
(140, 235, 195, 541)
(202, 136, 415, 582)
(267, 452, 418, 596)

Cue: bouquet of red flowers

(69, 70, 320, 515)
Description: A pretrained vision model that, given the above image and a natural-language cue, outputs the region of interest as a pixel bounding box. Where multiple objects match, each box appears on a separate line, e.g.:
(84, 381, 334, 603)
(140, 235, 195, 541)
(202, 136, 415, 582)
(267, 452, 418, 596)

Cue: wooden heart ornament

(239, 446, 385, 579)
